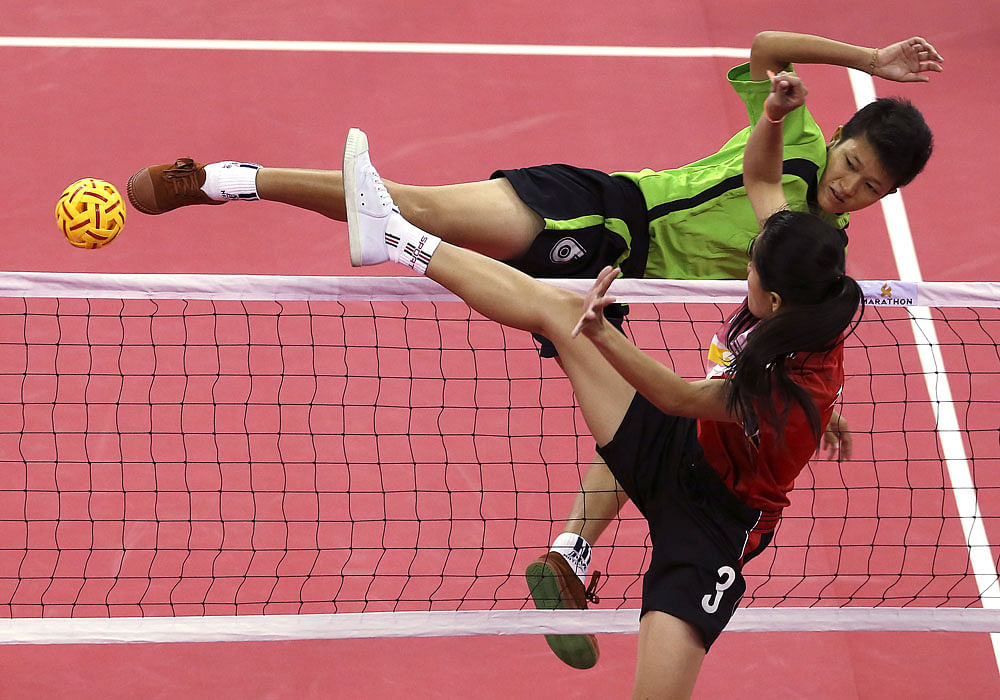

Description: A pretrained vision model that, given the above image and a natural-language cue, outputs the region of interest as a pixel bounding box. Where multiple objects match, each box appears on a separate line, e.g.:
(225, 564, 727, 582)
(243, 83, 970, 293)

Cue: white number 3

(701, 565, 736, 614)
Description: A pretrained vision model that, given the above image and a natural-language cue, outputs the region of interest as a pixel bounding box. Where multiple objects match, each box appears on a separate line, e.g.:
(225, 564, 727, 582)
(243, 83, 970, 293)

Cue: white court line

(0, 35, 749, 58)
(4, 609, 1000, 644)
(849, 70, 1000, 671)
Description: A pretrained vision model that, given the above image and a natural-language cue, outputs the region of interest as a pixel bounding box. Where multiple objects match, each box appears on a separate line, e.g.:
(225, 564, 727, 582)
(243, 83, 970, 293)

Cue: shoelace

(584, 570, 601, 604)
(368, 167, 393, 207)
(162, 158, 204, 196)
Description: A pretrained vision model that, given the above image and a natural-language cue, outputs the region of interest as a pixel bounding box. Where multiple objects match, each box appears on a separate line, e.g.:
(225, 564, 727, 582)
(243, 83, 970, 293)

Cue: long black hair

(724, 209, 863, 446)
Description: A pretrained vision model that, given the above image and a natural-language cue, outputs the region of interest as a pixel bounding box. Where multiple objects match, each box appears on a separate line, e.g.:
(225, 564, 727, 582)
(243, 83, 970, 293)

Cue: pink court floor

(2, 2, 1000, 698)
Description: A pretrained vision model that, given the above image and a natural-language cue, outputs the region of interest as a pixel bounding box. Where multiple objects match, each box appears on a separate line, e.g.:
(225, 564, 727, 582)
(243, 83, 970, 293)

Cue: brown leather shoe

(525, 552, 600, 669)
(126, 158, 225, 214)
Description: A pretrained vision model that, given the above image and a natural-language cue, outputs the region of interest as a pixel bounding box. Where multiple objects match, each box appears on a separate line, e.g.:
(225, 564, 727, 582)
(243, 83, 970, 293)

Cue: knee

(388, 179, 542, 260)
(386, 183, 473, 243)
(534, 285, 584, 341)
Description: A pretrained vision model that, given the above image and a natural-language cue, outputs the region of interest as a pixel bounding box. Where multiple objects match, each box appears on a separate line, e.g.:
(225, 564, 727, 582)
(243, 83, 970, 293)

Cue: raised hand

(571, 266, 620, 338)
(873, 36, 944, 82)
(764, 70, 807, 122)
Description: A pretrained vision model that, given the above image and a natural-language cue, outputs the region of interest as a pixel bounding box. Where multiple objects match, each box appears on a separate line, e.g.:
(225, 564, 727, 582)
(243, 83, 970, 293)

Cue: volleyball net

(1, 271, 999, 644)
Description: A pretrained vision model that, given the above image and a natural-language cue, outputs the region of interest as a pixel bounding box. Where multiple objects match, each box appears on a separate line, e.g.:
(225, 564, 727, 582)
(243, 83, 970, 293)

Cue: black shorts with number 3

(596, 392, 765, 650)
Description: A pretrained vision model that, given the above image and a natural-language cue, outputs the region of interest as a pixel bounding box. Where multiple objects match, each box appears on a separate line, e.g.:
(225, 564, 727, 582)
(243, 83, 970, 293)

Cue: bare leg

(254, 168, 345, 218)
(632, 612, 705, 699)
(255, 168, 542, 261)
(551, 355, 629, 544)
(423, 242, 636, 446)
(562, 455, 629, 544)
(423, 239, 631, 541)
(424, 245, 708, 692)
(259, 164, 623, 531)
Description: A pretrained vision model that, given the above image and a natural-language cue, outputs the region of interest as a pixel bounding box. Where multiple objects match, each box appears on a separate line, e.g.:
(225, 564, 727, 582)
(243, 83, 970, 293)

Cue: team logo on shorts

(550, 237, 586, 264)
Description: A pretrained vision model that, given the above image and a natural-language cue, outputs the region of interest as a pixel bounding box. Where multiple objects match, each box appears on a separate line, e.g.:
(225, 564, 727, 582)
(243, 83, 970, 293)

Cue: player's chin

(816, 187, 844, 214)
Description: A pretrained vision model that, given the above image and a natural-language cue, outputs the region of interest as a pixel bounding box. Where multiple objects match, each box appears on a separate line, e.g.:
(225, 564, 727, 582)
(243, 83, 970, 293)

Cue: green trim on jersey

(542, 216, 633, 266)
(544, 214, 628, 236)
(614, 62, 851, 280)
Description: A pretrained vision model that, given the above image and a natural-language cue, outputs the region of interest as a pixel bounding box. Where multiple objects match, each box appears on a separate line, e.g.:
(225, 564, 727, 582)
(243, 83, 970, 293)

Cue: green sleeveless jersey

(614, 63, 850, 280)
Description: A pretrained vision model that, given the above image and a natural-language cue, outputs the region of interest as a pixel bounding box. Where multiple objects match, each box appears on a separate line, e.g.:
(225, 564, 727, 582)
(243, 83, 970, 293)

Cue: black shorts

(491, 164, 650, 279)
(595, 392, 764, 650)
(492, 164, 649, 357)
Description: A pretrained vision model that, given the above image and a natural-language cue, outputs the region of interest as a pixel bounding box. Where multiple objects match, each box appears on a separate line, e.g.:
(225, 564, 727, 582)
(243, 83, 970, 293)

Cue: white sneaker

(343, 127, 397, 266)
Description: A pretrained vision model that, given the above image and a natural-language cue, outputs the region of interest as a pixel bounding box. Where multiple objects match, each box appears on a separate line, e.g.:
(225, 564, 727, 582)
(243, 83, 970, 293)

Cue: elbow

(751, 31, 779, 55)
(750, 31, 791, 77)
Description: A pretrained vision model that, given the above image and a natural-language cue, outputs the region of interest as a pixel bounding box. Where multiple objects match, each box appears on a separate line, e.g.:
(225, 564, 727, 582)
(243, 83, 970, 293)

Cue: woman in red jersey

(342, 70, 862, 698)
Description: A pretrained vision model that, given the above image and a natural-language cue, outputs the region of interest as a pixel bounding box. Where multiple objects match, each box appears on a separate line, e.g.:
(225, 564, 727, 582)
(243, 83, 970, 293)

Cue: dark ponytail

(725, 210, 863, 445)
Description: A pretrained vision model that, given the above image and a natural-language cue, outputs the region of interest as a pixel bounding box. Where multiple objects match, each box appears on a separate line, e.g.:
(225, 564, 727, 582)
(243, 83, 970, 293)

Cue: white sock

(550, 532, 592, 583)
(201, 161, 261, 201)
(386, 212, 441, 275)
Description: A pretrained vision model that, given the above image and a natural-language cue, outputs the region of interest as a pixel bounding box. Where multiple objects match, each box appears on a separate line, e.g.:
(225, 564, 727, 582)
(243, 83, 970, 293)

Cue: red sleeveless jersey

(697, 310, 844, 542)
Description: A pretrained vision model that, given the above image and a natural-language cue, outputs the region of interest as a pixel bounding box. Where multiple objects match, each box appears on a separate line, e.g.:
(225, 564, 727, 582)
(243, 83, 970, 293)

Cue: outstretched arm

(749, 31, 943, 82)
(573, 266, 733, 423)
(742, 70, 807, 223)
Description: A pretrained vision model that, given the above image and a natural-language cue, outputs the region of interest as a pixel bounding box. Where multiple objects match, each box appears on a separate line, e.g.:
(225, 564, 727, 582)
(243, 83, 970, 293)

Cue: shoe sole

(343, 127, 367, 267)
(525, 561, 599, 670)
